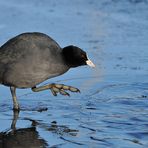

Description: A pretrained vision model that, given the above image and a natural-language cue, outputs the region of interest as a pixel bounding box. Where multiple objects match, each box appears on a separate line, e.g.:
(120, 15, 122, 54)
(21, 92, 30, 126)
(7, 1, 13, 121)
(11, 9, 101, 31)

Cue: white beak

(86, 57, 95, 68)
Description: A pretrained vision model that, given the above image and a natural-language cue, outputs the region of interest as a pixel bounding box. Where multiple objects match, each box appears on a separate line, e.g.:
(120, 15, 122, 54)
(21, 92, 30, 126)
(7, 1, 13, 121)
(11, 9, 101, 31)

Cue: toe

(60, 90, 70, 96)
(53, 87, 60, 93)
(54, 84, 63, 89)
(69, 87, 80, 93)
(50, 88, 57, 96)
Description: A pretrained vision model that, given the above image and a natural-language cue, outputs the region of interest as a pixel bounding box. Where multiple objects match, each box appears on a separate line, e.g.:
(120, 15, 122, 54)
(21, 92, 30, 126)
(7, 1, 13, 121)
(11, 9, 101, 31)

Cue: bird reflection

(0, 110, 79, 148)
(0, 110, 48, 148)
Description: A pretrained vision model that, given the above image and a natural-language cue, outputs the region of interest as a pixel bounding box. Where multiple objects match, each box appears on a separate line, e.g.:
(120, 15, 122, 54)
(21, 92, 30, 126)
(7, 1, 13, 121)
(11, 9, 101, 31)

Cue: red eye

(81, 54, 85, 58)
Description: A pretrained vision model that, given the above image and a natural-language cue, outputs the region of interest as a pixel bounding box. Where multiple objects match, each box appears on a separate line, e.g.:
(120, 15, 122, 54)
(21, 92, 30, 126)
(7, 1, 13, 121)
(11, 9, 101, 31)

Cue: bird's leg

(32, 83, 80, 96)
(10, 86, 20, 111)
(11, 110, 20, 130)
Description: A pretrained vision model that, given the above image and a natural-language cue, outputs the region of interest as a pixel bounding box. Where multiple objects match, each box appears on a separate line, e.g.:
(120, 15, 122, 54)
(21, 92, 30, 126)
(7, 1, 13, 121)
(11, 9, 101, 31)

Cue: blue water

(0, 0, 148, 147)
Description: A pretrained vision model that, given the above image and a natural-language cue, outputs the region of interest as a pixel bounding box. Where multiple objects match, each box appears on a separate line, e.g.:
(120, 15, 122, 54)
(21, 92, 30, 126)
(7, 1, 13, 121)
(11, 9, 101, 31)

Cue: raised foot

(32, 83, 80, 96)
(50, 84, 80, 96)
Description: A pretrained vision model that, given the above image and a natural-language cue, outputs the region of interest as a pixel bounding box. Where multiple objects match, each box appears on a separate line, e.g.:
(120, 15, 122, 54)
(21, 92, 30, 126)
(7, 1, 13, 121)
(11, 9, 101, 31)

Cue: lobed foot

(32, 83, 80, 96)
(50, 83, 80, 96)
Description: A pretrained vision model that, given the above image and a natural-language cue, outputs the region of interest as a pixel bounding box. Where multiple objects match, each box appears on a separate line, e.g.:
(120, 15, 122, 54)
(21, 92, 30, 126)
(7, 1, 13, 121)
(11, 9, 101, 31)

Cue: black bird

(0, 32, 95, 110)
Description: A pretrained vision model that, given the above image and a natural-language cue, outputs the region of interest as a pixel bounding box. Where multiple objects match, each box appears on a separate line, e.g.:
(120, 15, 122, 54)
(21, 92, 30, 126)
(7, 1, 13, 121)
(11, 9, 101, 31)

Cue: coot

(0, 32, 95, 110)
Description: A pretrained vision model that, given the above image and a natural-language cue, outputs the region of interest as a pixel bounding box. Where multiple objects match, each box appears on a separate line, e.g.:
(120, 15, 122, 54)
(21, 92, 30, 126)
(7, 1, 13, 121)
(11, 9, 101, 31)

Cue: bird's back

(0, 32, 68, 88)
(0, 32, 60, 62)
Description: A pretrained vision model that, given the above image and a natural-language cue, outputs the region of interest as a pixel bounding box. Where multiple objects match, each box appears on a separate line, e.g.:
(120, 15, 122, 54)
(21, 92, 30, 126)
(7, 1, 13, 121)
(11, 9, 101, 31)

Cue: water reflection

(0, 111, 48, 148)
(0, 127, 48, 148)
(45, 121, 78, 137)
(0, 110, 79, 148)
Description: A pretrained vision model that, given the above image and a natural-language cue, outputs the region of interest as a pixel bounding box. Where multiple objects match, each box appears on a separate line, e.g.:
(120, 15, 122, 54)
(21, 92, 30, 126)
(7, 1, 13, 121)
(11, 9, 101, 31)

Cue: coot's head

(62, 45, 95, 68)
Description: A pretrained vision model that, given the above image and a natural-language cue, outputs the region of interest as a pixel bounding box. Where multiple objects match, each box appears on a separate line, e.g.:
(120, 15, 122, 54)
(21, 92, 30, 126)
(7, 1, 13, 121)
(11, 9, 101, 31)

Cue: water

(0, 0, 148, 147)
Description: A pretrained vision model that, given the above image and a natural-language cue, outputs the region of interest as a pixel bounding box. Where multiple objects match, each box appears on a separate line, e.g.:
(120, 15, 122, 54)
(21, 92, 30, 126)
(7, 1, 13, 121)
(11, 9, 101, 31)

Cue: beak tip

(92, 64, 96, 68)
(86, 59, 95, 68)
(90, 64, 95, 68)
